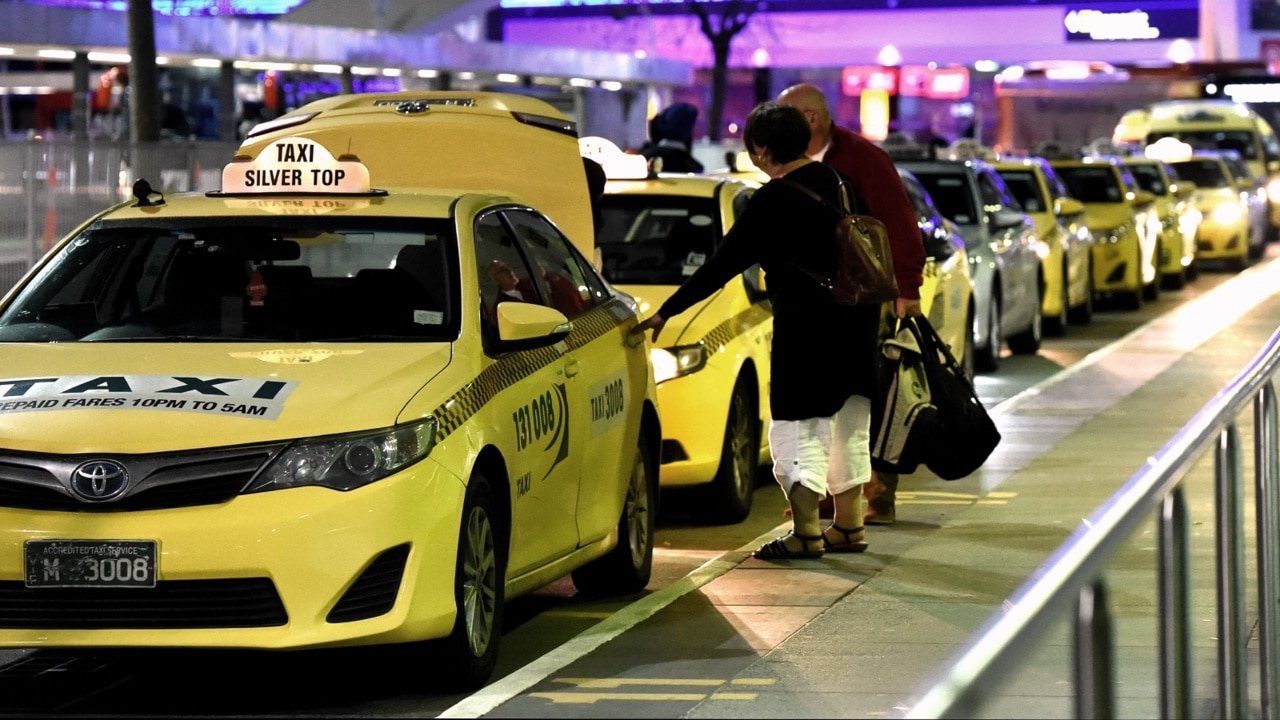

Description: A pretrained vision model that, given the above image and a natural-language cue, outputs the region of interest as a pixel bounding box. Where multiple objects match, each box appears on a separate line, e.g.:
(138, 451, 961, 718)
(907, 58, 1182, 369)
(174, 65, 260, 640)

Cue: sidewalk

(447, 258, 1280, 719)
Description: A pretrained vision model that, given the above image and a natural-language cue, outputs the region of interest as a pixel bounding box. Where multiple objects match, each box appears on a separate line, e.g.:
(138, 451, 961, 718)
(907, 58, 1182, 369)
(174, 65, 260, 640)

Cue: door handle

(565, 358, 581, 378)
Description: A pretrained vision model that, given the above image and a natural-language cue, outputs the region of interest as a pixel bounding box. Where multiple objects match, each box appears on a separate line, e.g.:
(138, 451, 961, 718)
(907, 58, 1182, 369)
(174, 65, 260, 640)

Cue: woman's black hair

(743, 102, 811, 165)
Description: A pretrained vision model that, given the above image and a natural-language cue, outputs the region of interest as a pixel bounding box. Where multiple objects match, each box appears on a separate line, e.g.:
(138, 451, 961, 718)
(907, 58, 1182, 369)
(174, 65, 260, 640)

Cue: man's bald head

(778, 83, 832, 124)
(777, 83, 832, 156)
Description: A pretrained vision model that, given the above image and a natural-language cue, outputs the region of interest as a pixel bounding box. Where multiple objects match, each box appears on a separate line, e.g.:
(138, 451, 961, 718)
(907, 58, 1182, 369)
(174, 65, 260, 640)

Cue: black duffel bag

(912, 315, 1002, 480)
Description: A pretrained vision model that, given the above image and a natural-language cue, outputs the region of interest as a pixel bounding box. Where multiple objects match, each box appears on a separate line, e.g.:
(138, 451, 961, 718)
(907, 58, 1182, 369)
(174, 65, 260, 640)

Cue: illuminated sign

(1064, 2, 1198, 41)
(844, 65, 969, 100)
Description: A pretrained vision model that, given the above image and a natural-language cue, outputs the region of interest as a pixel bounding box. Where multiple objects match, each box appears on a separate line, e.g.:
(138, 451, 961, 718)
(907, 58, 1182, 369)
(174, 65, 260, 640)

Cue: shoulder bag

(870, 316, 938, 474)
(912, 315, 1002, 480)
(776, 168, 899, 306)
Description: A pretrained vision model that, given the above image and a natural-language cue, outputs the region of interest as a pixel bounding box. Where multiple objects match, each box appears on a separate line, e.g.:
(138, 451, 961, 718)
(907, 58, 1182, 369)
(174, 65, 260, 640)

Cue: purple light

(29, 0, 310, 17)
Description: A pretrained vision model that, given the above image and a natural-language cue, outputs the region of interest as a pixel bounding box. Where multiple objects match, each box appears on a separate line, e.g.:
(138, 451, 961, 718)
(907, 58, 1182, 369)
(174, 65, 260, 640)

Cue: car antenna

(132, 179, 165, 207)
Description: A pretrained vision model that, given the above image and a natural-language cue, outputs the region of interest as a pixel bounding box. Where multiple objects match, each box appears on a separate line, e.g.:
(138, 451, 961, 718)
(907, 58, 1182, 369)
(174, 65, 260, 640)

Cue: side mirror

(1054, 197, 1086, 217)
(990, 208, 1029, 230)
(1130, 189, 1156, 207)
(1268, 160, 1280, 174)
(493, 302, 572, 352)
(1172, 180, 1197, 199)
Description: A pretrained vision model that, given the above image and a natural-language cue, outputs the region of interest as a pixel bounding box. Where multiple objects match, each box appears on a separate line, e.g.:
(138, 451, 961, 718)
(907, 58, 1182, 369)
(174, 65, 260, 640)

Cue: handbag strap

(775, 164, 854, 217)
(908, 315, 978, 393)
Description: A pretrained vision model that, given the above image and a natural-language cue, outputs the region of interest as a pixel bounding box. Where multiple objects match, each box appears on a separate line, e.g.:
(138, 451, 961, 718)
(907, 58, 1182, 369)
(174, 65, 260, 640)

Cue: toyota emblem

(70, 460, 129, 501)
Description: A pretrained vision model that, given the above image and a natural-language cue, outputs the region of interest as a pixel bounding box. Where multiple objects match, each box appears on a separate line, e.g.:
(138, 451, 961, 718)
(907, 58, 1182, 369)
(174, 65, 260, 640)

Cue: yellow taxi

(1169, 149, 1265, 271)
(0, 93, 661, 693)
(992, 157, 1094, 333)
(1048, 156, 1162, 310)
(1121, 154, 1201, 288)
(897, 167, 976, 379)
(587, 140, 768, 524)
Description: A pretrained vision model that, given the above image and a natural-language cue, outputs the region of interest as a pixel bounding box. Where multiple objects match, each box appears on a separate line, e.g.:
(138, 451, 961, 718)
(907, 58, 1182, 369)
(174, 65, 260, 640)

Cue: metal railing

(906, 323, 1280, 718)
(0, 140, 239, 295)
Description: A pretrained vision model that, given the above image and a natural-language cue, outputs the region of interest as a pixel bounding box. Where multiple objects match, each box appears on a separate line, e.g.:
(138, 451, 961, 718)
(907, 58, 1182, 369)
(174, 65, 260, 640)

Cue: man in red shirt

(778, 83, 926, 526)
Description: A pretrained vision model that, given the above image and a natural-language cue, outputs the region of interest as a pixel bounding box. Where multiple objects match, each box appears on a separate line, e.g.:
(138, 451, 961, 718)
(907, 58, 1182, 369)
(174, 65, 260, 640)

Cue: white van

(1115, 99, 1280, 238)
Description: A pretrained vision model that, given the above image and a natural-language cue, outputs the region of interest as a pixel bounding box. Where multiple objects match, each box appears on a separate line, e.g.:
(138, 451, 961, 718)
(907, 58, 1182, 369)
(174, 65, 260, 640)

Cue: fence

(906, 322, 1280, 718)
(0, 140, 240, 295)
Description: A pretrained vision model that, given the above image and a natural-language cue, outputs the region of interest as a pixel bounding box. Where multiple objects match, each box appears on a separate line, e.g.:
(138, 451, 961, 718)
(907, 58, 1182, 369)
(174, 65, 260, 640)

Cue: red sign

(843, 64, 970, 100)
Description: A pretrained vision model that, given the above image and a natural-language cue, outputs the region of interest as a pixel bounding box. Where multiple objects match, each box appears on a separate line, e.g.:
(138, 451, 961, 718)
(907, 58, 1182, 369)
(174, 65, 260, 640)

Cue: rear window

(597, 195, 720, 285)
(905, 172, 978, 225)
(1053, 166, 1124, 203)
(1147, 129, 1259, 161)
(1170, 159, 1230, 189)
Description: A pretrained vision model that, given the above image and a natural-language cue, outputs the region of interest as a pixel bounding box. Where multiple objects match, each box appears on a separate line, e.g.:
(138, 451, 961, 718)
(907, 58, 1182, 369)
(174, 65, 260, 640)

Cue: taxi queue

(0, 90, 1273, 696)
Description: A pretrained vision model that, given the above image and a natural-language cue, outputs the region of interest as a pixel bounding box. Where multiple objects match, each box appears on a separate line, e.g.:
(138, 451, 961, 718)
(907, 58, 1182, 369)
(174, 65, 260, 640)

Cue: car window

(906, 171, 977, 225)
(1054, 166, 1124, 203)
(0, 217, 458, 343)
(475, 211, 544, 342)
(995, 169, 1045, 213)
(1127, 163, 1167, 195)
(900, 174, 958, 261)
(1170, 159, 1230, 189)
(502, 209, 604, 319)
(596, 194, 720, 285)
(976, 171, 1016, 213)
(1148, 129, 1259, 161)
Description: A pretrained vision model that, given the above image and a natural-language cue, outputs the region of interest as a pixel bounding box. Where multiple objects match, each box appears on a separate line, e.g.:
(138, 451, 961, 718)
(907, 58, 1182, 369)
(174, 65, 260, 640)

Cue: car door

(499, 208, 640, 548)
(474, 209, 584, 573)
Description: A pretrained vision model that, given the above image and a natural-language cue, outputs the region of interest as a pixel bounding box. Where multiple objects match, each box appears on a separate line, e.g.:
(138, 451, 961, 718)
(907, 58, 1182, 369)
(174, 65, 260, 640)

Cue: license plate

(24, 540, 157, 588)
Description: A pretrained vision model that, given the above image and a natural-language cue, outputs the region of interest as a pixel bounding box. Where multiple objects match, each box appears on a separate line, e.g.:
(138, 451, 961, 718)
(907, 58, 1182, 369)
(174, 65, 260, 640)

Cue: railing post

(1217, 422, 1249, 719)
(23, 142, 36, 264)
(1257, 382, 1280, 719)
(1075, 580, 1115, 719)
(1159, 485, 1193, 719)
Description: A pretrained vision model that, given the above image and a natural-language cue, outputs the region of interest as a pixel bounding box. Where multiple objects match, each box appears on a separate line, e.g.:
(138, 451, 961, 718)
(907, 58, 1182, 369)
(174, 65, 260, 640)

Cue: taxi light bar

(221, 137, 375, 195)
(579, 136, 650, 180)
(245, 112, 318, 140)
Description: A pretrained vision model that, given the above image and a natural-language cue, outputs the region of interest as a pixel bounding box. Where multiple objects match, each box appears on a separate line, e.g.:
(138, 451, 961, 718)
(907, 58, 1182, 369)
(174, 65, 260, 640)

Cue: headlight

(1267, 178, 1280, 203)
(246, 417, 438, 493)
(651, 344, 707, 383)
(1211, 202, 1243, 225)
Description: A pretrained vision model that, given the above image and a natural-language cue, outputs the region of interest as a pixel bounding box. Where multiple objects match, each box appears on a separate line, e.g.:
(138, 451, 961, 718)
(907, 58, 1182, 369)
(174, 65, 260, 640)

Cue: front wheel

(427, 472, 503, 692)
(974, 290, 1001, 374)
(572, 428, 655, 595)
(701, 380, 758, 525)
(1007, 281, 1042, 355)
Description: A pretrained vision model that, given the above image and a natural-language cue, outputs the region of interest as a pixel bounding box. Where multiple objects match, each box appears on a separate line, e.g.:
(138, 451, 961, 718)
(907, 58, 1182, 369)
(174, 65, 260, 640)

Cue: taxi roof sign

(222, 138, 373, 195)
(580, 136, 650, 180)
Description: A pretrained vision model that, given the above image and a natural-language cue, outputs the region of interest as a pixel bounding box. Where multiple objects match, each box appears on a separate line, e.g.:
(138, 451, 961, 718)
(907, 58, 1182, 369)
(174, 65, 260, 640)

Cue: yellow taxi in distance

(718, 151, 976, 375)
(1049, 156, 1162, 310)
(589, 140, 767, 524)
(1170, 150, 1265, 271)
(992, 157, 1095, 333)
(1122, 154, 1201, 288)
(0, 94, 661, 694)
(897, 168, 977, 379)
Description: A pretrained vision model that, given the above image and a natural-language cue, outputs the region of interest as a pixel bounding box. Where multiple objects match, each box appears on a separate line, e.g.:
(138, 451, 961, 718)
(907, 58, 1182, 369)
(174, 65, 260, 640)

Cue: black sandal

(823, 524, 869, 553)
(753, 531, 825, 560)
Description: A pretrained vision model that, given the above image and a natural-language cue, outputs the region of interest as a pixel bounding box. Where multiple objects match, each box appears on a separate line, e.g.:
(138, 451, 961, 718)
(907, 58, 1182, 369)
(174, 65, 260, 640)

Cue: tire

(1162, 265, 1186, 291)
(1007, 282, 1042, 355)
(961, 306, 977, 383)
(974, 289, 1001, 374)
(1068, 261, 1094, 325)
(701, 379, 758, 525)
(1044, 261, 1069, 337)
(1185, 258, 1200, 282)
(435, 472, 503, 692)
(1141, 242, 1160, 301)
(572, 428, 655, 595)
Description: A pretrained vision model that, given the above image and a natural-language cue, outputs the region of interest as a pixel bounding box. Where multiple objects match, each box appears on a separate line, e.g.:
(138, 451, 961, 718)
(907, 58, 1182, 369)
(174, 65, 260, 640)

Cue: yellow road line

(529, 691, 758, 704)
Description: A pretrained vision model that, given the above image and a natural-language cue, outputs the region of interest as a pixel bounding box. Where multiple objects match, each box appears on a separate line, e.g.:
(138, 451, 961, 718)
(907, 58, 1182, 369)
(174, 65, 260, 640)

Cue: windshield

(0, 217, 458, 343)
(995, 170, 1047, 213)
(905, 171, 979, 225)
(1054, 166, 1125, 203)
(1170, 159, 1230, 189)
(1127, 164, 1167, 195)
(1147, 130, 1259, 161)
(597, 194, 720, 285)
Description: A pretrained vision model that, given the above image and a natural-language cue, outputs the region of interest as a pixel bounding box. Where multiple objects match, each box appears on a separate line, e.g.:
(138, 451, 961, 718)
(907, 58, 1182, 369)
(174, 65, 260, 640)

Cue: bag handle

(909, 315, 978, 393)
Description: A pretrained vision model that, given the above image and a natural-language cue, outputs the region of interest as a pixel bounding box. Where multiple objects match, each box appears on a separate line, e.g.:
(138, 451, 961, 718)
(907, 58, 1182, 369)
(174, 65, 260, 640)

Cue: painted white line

(441, 256, 1280, 718)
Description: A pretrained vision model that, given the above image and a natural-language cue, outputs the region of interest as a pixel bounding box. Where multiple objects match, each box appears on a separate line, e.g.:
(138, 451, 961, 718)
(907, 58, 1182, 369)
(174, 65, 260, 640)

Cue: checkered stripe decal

(430, 298, 634, 444)
(697, 303, 771, 355)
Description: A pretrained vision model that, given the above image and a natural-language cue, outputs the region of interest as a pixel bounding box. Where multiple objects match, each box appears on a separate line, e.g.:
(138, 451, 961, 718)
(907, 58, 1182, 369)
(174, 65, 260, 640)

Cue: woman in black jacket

(633, 102, 883, 559)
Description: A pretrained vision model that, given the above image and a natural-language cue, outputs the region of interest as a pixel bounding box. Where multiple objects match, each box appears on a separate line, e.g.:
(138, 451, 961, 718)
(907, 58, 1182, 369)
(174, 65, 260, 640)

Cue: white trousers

(768, 394, 872, 497)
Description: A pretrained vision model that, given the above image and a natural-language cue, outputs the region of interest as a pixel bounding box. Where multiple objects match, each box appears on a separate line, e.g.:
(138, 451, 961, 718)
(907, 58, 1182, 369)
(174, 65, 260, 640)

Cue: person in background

(634, 102, 891, 559)
(777, 82, 927, 528)
(640, 102, 705, 174)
